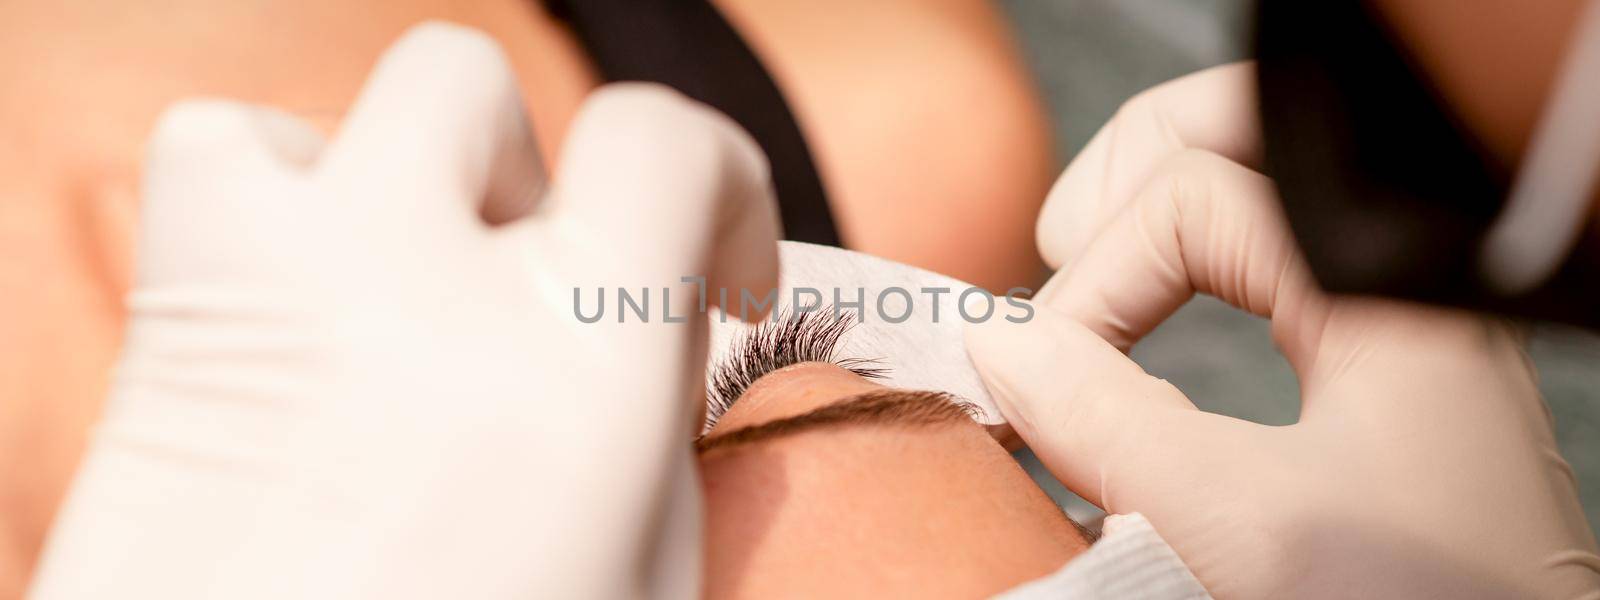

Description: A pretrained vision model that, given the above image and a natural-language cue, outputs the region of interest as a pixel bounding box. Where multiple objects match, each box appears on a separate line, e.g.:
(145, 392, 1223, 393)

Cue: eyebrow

(695, 389, 980, 453)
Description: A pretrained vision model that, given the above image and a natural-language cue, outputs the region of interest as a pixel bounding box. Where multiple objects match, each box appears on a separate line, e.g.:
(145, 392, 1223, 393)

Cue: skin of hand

(0, 4, 1049, 589)
(698, 362, 1088, 598)
(29, 23, 780, 599)
(965, 62, 1600, 599)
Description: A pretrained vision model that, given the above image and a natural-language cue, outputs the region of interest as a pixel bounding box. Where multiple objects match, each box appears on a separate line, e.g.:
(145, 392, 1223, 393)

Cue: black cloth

(1254, 1, 1600, 328)
(543, 0, 842, 246)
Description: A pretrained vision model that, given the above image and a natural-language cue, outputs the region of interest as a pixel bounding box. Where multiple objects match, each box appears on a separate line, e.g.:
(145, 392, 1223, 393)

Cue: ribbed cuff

(994, 513, 1211, 600)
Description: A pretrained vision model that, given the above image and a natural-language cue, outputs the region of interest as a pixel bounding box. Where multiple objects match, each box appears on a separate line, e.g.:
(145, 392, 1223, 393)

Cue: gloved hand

(29, 23, 779, 600)
(967, 62, 1600, 599)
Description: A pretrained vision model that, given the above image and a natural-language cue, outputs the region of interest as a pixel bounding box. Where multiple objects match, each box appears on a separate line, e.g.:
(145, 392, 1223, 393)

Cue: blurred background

(996, 0, 1600, 541)
(3, 5, 1596, 595)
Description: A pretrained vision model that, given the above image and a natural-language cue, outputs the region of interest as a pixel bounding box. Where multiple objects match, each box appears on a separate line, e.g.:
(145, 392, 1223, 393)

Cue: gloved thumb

(138, 101, 326, 288)
(510, 83, 780, 318)
(965, 299, 1218, 511)
(319, 22, 545, 228)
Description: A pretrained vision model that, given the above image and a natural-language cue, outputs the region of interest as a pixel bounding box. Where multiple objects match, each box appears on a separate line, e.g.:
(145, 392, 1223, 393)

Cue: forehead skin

(698, 363, 1087, 598)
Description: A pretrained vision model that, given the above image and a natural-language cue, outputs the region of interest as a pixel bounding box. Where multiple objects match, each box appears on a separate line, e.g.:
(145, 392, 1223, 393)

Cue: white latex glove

(30, 23, 779, 600)
(966, 62, 1600, 599)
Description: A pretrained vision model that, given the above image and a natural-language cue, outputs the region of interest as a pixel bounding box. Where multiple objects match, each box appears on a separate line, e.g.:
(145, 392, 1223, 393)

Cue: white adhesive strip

(707, 241, 1008, 426)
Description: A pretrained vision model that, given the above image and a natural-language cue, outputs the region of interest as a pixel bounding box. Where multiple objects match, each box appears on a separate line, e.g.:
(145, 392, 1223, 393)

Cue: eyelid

(703, 307, 888, 432)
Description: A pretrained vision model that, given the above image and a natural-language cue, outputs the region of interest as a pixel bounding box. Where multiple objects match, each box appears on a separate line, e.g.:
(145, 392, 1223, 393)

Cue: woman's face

(696, 362, 1089, 598)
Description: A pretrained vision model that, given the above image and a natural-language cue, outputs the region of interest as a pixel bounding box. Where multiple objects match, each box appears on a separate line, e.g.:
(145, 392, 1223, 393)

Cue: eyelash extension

(704, 307, 888, 431)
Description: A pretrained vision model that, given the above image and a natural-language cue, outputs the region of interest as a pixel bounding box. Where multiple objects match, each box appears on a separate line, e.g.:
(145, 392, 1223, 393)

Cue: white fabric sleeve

(994, 513, 1211, 600)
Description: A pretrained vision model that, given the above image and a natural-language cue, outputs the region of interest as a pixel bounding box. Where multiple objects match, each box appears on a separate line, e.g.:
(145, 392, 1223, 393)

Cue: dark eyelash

(704, 307, 888, 430)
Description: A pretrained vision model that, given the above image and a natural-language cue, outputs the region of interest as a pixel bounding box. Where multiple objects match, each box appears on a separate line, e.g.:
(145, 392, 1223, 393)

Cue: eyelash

(704, 307, 888, 431)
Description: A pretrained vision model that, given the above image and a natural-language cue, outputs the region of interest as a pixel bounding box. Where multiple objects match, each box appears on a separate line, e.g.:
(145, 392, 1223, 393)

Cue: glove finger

(494, 83, 779, 443)
(1039, 149, 1327, 371)
(319, 22, 545, 228)
(965, 299, 1230, 510)
(517, 83, 781, 320)
(1037, 61, 1263, 273)
(139, 100, 326, 287)
(145, 100, 326, 175)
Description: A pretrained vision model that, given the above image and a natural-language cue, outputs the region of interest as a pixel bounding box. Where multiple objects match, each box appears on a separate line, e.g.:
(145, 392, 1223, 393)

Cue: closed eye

(704, 307, 887, 432)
